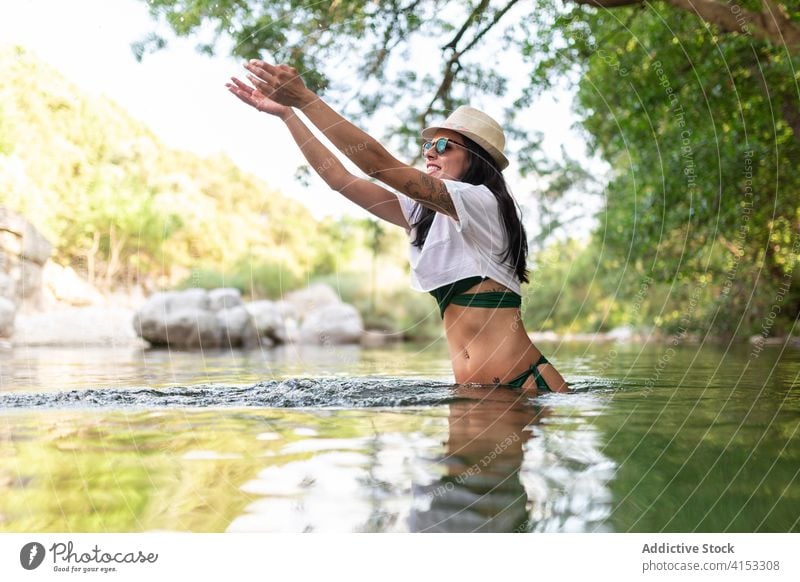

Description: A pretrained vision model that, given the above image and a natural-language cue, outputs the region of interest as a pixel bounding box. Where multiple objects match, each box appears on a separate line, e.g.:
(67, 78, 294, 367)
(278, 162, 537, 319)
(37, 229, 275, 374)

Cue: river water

(0, 341, 798, 532)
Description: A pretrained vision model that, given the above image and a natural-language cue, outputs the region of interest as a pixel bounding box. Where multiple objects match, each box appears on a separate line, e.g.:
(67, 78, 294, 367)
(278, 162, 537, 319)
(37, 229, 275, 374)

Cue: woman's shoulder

(442, 179, 492, 194)
(443, 180, 496, 208)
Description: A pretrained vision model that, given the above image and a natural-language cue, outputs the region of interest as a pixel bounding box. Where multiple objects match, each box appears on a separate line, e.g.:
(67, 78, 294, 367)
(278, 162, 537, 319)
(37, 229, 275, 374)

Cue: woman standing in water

(227, 61, 568, 394)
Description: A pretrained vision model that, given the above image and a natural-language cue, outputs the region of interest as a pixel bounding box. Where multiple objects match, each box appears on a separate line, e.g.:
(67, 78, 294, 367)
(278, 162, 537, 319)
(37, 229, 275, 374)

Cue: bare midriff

(442, 278, 569, 392)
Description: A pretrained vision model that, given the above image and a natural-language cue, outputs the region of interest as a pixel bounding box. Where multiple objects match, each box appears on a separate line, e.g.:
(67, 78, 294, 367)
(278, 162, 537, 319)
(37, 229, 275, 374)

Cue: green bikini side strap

(449, 291, 522, 309)
(531, 354, 551, 393)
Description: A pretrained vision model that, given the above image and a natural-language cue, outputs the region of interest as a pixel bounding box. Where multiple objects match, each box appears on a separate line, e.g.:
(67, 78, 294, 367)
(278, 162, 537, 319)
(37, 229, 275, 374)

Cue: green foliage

(311, 269, 442, 340)
(133, 0, 561, 166)
(180, 258, 303, 299)
(0, 46, 371, 295)
(138, 0, 800, 337)
(561, 4, 800, 336)
(523, 239, 628, 333)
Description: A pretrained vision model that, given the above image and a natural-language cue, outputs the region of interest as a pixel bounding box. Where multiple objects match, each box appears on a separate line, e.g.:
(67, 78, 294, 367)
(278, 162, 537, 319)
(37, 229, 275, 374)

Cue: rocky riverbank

(3, 208, 797, 350)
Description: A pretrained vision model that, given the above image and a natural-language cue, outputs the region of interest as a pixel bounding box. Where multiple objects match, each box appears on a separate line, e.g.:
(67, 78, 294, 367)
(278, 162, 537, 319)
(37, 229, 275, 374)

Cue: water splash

(0, 377, 606, 410)
(0, 378, 456, 410)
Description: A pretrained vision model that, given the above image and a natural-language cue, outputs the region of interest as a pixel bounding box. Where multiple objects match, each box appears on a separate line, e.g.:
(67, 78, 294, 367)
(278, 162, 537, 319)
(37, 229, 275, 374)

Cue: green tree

(138, 1, 800, 336)
(539, 2, 800, 335)
(0, 46, 341, 294)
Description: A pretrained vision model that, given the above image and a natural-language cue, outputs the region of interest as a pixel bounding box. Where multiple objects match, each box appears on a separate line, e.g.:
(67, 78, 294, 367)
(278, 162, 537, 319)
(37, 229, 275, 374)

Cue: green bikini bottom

(505, 354, 552, 392)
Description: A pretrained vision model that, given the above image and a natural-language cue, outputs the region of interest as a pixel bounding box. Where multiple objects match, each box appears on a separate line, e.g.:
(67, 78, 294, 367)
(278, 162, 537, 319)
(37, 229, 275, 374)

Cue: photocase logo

(20, 542, 46, 570)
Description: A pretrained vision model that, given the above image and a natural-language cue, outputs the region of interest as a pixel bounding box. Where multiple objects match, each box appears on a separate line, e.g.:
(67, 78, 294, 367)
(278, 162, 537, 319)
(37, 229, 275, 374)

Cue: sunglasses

(422, 137, 467, 155)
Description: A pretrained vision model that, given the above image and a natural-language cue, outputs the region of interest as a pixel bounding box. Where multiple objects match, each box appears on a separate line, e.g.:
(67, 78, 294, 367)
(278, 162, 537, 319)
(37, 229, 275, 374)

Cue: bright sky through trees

(0, 0, 590, 222)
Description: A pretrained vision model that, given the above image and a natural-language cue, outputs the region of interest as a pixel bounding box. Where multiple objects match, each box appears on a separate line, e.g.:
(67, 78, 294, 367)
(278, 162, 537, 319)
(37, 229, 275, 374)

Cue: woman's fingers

(227, 77, 260, 102)
(248, 59, 279, 76)
(244, 60, 296, 91)
(246, 73, 272, 95)
(226, 83, 260, 109)
(244, 61, 275, 85)
(229, 76, 252, 92)
(240, 59, 308, 107)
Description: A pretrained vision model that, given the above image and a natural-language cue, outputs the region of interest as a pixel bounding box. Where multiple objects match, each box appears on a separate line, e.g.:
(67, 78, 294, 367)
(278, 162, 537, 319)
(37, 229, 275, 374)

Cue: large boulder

(217, 305, 259, 348)
(285, 283, 340, 320)
(0, 208, 53, 265)
(134, 288, 260, 349)
(0, 272, 15, 303)
(274, 300, 298, 323)
(300, 302, 364, 345)
(158, 309, 223, 349)
(0, 208, 52, 311)
(208, 287, 243, 311)
(246, 300, 281, 339)
(16, 261, 44, 307)
(245, 300, 298, 344)
(0, 297, 15, 339)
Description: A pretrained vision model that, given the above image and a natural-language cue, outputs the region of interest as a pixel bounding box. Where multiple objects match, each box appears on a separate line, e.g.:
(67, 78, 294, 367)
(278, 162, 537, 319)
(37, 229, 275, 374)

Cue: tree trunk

(86, 231, 100, 286)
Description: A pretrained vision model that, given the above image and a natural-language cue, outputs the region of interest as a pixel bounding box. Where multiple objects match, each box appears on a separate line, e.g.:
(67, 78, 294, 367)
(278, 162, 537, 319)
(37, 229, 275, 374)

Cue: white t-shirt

(396, 179, 522, 294)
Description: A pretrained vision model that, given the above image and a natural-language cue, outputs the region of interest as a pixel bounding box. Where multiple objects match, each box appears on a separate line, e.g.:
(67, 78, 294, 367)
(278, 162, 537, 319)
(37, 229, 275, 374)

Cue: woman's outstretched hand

(226, 77, 291, 118)
(243, 61, 313, 108)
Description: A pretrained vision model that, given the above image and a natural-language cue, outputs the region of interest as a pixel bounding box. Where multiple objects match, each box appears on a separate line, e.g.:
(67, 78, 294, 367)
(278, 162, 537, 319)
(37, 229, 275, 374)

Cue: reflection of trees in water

(409, 386, 615, 533)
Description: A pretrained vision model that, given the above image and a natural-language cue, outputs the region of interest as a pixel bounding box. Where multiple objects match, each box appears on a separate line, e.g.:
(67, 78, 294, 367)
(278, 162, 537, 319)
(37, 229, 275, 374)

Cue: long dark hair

(410, 136, 529, 284)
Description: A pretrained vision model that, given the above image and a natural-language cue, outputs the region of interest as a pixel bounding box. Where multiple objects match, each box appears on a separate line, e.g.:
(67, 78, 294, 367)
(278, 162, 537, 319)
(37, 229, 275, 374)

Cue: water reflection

(226, 385, 616, 533)
(2, 343, 795, 532)
(408, 385, 540, 532)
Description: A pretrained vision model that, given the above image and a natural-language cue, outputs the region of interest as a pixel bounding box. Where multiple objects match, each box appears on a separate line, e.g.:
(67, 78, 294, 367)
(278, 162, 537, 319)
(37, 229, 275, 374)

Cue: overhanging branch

(419, 0, 522, 131)
(571, 0, 800, 53)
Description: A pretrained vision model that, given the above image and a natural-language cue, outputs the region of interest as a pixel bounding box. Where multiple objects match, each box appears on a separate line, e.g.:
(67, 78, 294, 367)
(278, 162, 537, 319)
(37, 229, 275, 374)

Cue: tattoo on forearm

(402, 176, 456, 217)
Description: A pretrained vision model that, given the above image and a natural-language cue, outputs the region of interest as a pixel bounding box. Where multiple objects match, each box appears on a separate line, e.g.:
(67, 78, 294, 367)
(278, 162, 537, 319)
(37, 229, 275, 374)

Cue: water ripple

(0, 378, 459, 410)
(0, 377, 610, 410)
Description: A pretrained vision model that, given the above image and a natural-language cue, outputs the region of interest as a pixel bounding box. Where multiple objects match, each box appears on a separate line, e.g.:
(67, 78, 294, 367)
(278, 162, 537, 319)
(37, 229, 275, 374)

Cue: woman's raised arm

(243, 61, 458, 221)
(226, 77, 409, 230)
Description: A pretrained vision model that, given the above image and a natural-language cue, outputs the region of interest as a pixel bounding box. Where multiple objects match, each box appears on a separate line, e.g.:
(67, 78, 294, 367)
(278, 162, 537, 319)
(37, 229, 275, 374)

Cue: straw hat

(422, 106, 509, 170)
